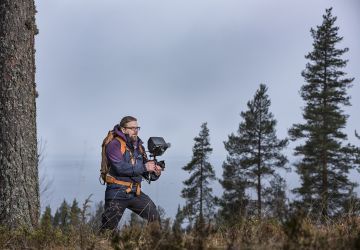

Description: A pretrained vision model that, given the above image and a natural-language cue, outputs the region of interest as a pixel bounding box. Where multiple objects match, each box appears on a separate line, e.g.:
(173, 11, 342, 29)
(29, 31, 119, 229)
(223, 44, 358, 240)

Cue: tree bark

(321, 54, 329, 218)
(0, 0, 39, 228)
(257, 109, 262, 219)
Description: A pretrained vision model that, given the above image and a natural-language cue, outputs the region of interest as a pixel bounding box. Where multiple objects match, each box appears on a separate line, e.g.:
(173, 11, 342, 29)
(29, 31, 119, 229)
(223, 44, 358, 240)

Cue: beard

(130, 134, 138, 143)
(125, 133, 138, 143)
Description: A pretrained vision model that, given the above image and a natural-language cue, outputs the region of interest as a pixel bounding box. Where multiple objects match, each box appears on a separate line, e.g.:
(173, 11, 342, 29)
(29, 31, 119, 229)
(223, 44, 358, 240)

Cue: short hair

(119, 116, 137, 128)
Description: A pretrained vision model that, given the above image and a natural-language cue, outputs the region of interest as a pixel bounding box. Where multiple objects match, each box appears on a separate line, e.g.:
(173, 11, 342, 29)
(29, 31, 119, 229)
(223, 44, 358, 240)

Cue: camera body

(148, 137, 170, 157)
(147, 137, 170, 170)
(145, 137, 170, 183)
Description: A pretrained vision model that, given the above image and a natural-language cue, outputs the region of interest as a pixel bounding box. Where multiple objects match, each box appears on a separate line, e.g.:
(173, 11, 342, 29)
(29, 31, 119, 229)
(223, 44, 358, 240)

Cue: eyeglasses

(125, 126, 141, 131)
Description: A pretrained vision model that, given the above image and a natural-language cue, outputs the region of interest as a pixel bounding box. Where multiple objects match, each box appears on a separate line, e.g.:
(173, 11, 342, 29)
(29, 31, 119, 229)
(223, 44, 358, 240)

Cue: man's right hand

(145, 161, 162, 175)
(145, 161, 156, 172)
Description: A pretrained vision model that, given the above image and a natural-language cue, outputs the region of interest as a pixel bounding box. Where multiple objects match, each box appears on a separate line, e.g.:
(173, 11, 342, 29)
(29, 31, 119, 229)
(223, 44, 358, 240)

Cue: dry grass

(0, 216, 360, 249)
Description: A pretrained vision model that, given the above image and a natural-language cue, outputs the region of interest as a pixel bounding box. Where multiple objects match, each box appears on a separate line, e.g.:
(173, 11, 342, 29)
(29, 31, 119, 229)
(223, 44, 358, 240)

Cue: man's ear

(120, 127, 126, 134)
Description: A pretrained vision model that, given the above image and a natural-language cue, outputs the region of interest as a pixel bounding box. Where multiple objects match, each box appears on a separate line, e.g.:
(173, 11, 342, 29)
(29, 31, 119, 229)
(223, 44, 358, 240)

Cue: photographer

(101, 116, 162, 231)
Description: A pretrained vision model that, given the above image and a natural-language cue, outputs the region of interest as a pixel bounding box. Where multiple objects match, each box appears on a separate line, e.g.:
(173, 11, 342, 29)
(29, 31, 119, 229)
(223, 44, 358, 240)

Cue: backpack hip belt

(105, 174, 141, 196)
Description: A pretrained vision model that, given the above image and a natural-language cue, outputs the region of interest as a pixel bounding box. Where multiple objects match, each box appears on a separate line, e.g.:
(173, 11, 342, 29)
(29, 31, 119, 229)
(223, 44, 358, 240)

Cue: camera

(146, 137, 170, 183)
(147, 137, 170, 169)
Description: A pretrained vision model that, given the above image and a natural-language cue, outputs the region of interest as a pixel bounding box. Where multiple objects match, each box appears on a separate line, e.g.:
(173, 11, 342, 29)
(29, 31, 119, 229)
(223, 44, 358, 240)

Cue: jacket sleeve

(106, 139, 146, 177)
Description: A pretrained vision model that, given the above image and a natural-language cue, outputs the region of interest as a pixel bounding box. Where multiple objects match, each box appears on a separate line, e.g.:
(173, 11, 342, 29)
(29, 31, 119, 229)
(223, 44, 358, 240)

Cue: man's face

(122, 120, 140, 142)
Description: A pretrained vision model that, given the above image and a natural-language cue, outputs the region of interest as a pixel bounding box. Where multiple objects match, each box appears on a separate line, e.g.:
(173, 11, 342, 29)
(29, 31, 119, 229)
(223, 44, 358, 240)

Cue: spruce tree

(40, 206, 53, 232)
(263, 174, 288, 221)
(217, 153, 248, 225)
(171, 205, 185, 248)
(58, 200, 70, 230)
(219, 84, 288, 219)
(289, 8, 358, 218)
(356, 131, 360, 166)
(129, 212, 144, 227)
(53, 209, 60, 227)
(172, 205, 185, 234)
(69, 199, 81, 228)
(181, 123, 216, 238)
(88, 201, 104, 231)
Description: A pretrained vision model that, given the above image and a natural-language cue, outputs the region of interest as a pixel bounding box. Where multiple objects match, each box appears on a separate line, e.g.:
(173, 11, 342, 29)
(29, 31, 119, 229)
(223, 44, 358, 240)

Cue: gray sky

(35, 0, 360, 219)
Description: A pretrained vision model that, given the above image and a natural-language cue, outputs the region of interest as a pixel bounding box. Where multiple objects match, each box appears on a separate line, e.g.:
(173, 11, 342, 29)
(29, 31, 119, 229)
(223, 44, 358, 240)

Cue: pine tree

(263, 174, 288, 221)
(80, 194, 92, 226)
(69, 199, 81, 228)
(171, 205, 185, 249)
(355, 130, 360, 140)
(220, 84, 288, 219)
(356, 131, 360, 166)
(88, 201, 104, 231)
(0, 0, 39, 229)
(217, 153, 248, 225)
(129, 212, 144, 227)
(40, 205, 53, 232)
(157, 205, 171, 230)
(53, 209, 60, 227)
(289, 8, 359, 218)
(172, 205, 185, 234)
(57, 200, 70, 230)
(181, 122, 216, 241)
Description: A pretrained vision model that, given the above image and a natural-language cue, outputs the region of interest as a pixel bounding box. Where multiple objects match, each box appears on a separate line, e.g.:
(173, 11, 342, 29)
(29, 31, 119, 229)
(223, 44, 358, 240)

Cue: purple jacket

(105, 125, 158, 199)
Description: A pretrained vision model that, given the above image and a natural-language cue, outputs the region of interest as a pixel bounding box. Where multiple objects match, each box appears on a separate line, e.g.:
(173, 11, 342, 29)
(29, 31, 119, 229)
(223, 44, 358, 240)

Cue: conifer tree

(40, 206, 53, 232)
(356, 131, 360, 166)
(80, 194, 92, 225)
(220, 84, 288, 219)
(129, 212, 144, 227)
(289, 8, 359, 217)
(53, 209, 60, 227)
(217, 155, 248, 225)
(171, 205, 185, 248)
(263, 174, 288, 220)
(88, 201, 104, 231)
(181, 122, 216, 240)
(172, 205, 185, 234)
(69, 199, 81, 228)
(57, 200, 70, 230)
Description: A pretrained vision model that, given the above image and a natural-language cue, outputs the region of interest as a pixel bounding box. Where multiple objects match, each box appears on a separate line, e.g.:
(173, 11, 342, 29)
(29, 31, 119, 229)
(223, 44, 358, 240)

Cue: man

(101, 116, 162, 231)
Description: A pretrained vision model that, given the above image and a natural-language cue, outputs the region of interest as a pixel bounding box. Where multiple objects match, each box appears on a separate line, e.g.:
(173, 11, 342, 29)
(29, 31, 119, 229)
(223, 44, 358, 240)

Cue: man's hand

(154, 165, 162, 176)
(145, 161, 162, 176)
(145, 161, 156, 172)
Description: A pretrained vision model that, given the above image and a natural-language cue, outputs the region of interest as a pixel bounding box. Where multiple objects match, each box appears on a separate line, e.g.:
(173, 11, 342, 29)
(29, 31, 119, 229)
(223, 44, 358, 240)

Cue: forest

(1, 1, 360, 250)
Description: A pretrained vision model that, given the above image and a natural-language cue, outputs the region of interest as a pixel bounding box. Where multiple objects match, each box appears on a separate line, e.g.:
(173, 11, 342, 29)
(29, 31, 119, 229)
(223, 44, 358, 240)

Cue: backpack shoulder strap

(102, 131, 114, 147)
(114, 136, 127, 155)
(138, 144, 148, 162)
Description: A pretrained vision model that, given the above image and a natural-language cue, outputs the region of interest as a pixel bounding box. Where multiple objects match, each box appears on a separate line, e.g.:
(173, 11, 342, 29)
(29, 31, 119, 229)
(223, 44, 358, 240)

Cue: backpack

(99, 130, 147, 185)
(99, 130, 126, 184)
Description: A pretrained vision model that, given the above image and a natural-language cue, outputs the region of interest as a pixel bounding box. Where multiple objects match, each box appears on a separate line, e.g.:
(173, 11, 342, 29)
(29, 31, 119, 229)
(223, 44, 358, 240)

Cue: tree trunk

(257, 112, 262, 219)
(0, 0, 39, 228)
(257, 148, 262, 219)
(321, 56, 329, 218)
(200, 160, 203, 220)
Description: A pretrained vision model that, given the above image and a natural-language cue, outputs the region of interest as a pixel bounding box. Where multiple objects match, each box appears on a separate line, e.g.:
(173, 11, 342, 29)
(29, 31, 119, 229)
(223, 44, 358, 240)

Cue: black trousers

(101, 191, 160, 230)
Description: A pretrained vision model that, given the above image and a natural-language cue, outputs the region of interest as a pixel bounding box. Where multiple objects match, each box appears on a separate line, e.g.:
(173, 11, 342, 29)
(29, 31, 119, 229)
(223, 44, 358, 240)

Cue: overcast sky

(35, 0, 360, 219)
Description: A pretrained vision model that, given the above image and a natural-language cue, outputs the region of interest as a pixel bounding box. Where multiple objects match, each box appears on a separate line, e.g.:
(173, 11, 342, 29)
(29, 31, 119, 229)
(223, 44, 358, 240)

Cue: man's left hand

(154, 165, 162, 176)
